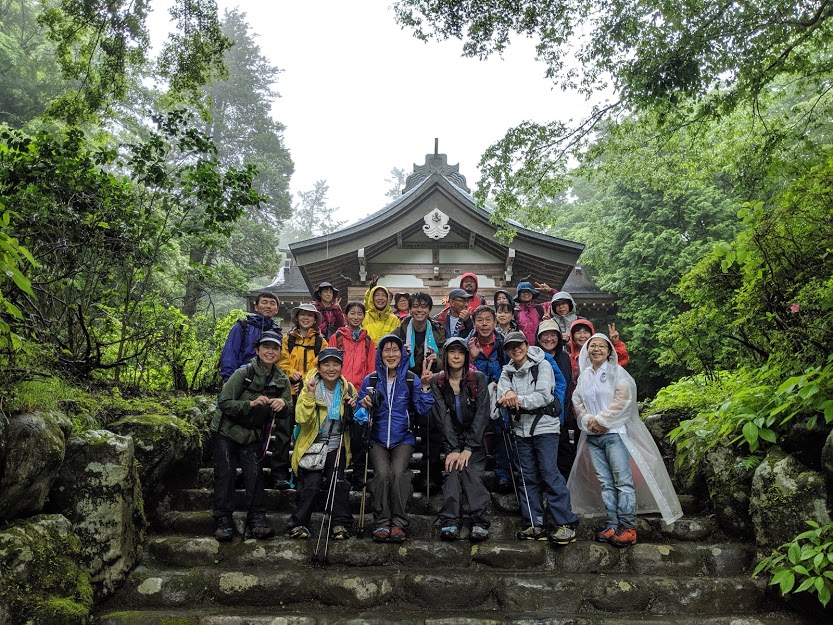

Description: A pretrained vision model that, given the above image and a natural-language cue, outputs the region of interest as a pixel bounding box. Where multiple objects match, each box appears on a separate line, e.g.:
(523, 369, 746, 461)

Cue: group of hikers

(212, 274, 682, 550)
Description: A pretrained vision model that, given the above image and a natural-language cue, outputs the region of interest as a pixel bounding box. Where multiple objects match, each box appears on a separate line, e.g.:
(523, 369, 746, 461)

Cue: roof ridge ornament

(423, 208, 451, 239)
(403, 139, 471, 193)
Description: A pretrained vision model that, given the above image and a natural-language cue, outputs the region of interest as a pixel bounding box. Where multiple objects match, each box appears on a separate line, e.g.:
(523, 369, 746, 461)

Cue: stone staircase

(94, 460, 812, 625)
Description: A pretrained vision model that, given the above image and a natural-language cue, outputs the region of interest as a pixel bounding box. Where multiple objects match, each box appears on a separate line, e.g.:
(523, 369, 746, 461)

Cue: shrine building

(255, 146, 617, 325)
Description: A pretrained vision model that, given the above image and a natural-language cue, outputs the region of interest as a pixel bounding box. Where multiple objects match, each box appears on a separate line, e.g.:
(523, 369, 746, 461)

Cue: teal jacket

(212, 358, 293, 445)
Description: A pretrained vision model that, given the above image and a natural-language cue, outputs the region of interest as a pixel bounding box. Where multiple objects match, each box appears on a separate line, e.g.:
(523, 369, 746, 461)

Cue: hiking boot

(549, 524, 577, 546)
(372, 526, 390, 542)
(469, 526, 490, 542)
(496, 478, 513, 494)
(440, 525, 460, 541)
(330, 525, 350, 540)
(247, 514, 274, 540)
(214, 516, 234, 542)
(516, 525, 548, 541)
(389, 526, 407, 543)
(288, 525, 310, 539)
(595, 527, 616, 543)
(609, 527, 637, 547)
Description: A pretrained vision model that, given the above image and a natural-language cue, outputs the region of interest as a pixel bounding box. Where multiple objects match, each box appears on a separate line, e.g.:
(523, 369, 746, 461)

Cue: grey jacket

(496, 346, 559, 437)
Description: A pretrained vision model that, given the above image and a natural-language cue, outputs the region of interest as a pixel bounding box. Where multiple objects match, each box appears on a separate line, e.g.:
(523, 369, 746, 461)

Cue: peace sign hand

(608, 323, 620, 342)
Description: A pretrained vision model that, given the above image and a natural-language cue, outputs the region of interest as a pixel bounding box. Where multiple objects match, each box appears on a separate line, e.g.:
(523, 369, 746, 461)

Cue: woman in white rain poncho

(567, 333, 682, 546)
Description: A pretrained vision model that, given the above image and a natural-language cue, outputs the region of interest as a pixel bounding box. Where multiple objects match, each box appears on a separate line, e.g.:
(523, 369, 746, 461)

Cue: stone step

(145, 534, 755, 577)
(194, 468, 703, 516)
(95, 607, 814, 625)
(156, 511, 718, 543)
(101, 566, 776, 616)
(175, 487, 705, 526)
(176, 486, 515, 515)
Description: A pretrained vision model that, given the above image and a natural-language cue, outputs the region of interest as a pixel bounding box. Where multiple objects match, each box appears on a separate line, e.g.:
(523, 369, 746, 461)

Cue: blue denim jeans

(511, 433, 579, 528)
(587, 433, 636, 529)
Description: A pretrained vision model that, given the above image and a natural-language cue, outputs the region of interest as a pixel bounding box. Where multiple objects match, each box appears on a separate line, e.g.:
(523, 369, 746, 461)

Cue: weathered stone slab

(471, 540, 548, 569)
(0, 514, 92, 625)
(0, 411, 70, 520)
(750, 448, 831, 551)
(704, 445, 755, 537)
(110, 413, 201, 526)
(47, 430, 146, 600)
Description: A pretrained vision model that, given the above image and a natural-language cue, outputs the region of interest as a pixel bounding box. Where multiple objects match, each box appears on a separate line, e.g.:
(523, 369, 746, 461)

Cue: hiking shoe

(389, 526, 407, 543)
(469, 526, 490, 542)
(246, 514, 275, 540)
(609, 527, 637, 547)
(516, 525, 548, 541)
(214, 516, 234, 542)
(595, 527, 616, 543)
(331, 525, 350, 540)
(247, 514, 275, 540)
(288, 525, 310, 539)
(549, 525, 577, 546)
(372, 526, 390, 542)
(496, 478, 513, 494)
(440, 525, 460, 541)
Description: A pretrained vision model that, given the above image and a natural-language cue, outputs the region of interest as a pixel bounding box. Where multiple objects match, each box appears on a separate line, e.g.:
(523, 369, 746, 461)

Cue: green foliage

(0, 111, 262, 381)
(158, 0, 231, 96)
(180, 8, 293, 315)
(0, 0, 69, 126)
(553, 174, 740, 394)
(394, 1, 833, 224)
(660, 155, 833, 375)
(0, 201, 36, 352)
(754, 521, 833, 607)
(645, 372, 741, 418)
(668, 360, 833, 466)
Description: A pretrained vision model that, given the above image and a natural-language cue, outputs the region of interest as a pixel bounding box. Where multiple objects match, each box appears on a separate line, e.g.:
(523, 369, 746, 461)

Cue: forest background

(1, 0, 833, 562)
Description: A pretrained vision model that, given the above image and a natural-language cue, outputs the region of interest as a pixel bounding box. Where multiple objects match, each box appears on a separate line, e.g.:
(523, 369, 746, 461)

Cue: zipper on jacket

(385, 378, 395, 448)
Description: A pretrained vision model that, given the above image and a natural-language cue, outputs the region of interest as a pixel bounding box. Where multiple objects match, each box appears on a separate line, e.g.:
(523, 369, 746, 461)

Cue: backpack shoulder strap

(333, 333, 344, 351)
(535, 304, 545, 318)
(287, 333, 296, 353)
(314, 334, 323, 353)
(240, 363, 256, 392)
(236, 318, 249, 363)
(467, 370, 478, 398)
(530, 363, 539, 386)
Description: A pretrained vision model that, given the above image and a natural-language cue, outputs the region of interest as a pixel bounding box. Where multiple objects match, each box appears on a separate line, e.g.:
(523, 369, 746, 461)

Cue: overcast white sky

(149, 1, 592, 224)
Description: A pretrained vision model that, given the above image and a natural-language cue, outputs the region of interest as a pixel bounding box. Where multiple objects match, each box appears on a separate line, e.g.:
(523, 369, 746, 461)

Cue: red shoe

(609, 527, 637, 547)
(389, 526, 407, 543)
(595, 527, 616, 543)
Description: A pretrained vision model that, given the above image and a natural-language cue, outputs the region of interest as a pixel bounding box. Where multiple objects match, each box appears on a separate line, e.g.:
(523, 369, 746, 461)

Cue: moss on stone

(0, 515, 93, 625)
(110, 413, 198, 441)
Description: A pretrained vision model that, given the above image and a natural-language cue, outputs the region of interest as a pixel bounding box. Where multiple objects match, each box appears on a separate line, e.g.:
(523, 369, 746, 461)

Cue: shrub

(754, 520, 833, 607)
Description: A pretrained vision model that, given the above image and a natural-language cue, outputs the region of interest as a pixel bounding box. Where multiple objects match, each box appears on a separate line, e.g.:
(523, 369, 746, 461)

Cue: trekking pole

(357, 411, 373, 539)
(507, 420, 537, 531)
(424, 412, 431, 514)
(501, 428, 521, 509)
(312, 429, 344, 567)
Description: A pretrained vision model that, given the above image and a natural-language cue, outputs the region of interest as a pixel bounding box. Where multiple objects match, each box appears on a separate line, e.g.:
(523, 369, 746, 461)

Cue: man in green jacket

(212, 331, 293, 541)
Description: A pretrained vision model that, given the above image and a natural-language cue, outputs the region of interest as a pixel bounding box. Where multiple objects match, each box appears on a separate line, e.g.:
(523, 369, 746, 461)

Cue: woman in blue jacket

(358, 334, 434, 543)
